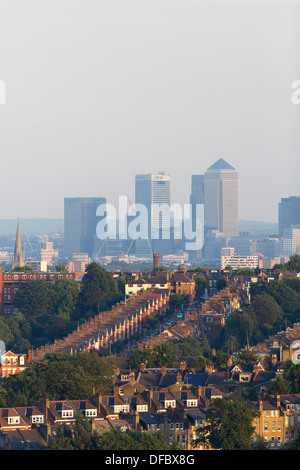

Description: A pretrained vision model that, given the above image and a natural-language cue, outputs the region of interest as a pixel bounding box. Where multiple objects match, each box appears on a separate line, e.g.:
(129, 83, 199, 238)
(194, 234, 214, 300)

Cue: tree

(50, 278, 80, 321)
(49, 423, 73, 450)
(283, 360, 300, 393)
(0, 318, 14, 346)
(0, 352, 115, 407)
(49, 413, 94, 450)
(194, 393, 258, 450)
(12, 265, 33, 272)
(251, 294, 283, 334)
(285, 254, 300, 272)
(72, 411, 94, 450)
(212, 350, 230, 368)
(169, 293, 184, 309)
(78, 263, 120, 314)
(236, 349, 259, 365)
(195, 274, 206, 298)
(95, 430, 173, 450)
(235, 268, 255, 276)
(55, 262, 69, 273)
(267, 375, 291, 395)
(216, 276, 227, 291)
(13, 279, 53, 319)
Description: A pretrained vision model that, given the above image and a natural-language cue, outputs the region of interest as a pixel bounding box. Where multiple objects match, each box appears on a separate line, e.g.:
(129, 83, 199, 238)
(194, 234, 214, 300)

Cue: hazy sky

(0, 0, 299, 223)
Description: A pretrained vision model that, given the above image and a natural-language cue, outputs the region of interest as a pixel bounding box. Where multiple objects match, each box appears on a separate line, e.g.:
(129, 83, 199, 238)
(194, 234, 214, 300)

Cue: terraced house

(252, 394, 300, 449)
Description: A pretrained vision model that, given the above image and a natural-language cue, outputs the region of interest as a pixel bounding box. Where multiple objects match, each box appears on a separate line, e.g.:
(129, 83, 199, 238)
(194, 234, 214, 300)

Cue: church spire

(12, 219, 25, 269)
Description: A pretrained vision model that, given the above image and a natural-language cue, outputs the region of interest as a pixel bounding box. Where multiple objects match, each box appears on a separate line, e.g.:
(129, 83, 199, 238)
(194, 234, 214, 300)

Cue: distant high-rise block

(135, 173, 171, 255)
(281, 225, 300, 256)
(64, 197, 106, 258)
(190, 175, 204, 231)
(204, 158, 239, 237)
(278, 196, 300, 238)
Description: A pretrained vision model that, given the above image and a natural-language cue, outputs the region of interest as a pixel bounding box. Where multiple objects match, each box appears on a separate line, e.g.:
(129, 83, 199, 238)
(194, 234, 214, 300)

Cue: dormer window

(31, 415, 44, 423)
(62, 410, 74, 418)
(8, 416, 20, 425)
(239, 374, 250, 382)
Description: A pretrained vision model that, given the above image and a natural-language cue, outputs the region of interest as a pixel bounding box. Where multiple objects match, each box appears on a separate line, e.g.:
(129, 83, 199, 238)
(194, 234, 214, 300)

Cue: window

(278, 422, 282, 431)
(8, 417, 20, 424)
(32, 416, 44, 423)
(264, 423, 268, 432)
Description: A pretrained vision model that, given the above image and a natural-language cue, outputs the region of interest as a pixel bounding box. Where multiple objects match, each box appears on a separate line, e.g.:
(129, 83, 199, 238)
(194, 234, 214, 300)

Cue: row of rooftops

(1, 359, 300, 449)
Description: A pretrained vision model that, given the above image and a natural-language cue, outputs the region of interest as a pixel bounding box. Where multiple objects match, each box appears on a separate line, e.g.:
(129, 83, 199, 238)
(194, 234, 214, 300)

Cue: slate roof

(0, 429, 47, 450)
(183, 373, 207, 387)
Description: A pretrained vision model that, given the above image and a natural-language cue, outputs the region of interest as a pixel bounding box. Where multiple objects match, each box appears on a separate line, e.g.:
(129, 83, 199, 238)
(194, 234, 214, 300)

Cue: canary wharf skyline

(0, 0, 299, 223)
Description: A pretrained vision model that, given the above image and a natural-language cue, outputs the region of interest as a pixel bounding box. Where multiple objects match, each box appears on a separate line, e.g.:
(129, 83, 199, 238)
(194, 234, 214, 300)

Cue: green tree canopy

(78, 263, 121, 315)
(216, 276, 227, 291)
(0, 351, 115, 407)
(95, 430, 173, 451)
(50, 278, 80, 321)
(194, 393, 258, 450)
(195, 274, 206, 297)
(13, 279, 53, 319)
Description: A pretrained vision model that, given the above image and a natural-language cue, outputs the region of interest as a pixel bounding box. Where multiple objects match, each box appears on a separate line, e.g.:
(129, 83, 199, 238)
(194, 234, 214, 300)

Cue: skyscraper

(278, 196, 300, 238)
(64, 197, 106, 259)
(204, 158, 239, 237)
(189, 175, 205, 260)
(11, 220, 25, 269)
(190, 175, 204, 231)
(135, 173, 171, 255)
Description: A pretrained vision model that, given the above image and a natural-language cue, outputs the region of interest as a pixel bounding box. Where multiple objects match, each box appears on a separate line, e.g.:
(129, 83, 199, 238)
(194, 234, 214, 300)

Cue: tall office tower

(64, 197, 106, 259)
(135, 173, 171, 256)
(278, 196, 300, 238)
(204, 158, 239, 237)
(190, 175, 204, 230)
(188, 175, 205, 261)
(281, 225, 300, 256)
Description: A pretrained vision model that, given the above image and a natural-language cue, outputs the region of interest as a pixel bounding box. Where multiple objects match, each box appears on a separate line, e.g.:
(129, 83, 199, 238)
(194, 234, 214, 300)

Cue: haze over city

(0, 0, 299, 223)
